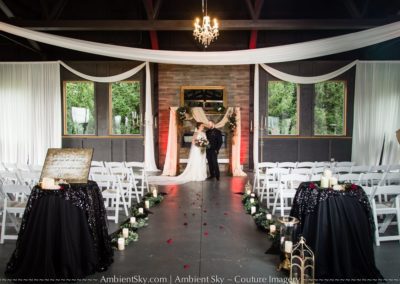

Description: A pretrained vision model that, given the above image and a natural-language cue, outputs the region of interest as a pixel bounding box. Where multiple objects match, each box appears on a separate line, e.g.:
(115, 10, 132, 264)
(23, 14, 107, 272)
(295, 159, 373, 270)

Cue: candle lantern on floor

(290, 237, 315, 284)
(245, 180, 252, 195)
(277, 216, 299, 271)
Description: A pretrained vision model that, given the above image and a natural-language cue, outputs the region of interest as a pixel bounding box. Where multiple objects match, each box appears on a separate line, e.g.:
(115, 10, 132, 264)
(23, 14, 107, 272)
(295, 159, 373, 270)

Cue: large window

(64, 81, 96, 135)
(314, 81, 346, 136)
(110, 81, 141, 135)
(267, 81, 299, 135)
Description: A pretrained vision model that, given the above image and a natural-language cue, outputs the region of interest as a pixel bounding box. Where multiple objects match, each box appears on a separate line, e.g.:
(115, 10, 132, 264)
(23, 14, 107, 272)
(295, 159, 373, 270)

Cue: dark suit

(205, 128, 223, 179)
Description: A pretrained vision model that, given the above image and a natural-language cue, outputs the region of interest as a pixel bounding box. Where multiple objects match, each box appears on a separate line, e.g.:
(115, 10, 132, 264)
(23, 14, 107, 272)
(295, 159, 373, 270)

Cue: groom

(206, 121, 223, 180)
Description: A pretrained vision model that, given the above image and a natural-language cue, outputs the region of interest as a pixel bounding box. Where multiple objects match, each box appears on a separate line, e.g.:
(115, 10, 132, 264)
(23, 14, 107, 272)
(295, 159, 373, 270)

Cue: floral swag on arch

(162, 107, 247, 177)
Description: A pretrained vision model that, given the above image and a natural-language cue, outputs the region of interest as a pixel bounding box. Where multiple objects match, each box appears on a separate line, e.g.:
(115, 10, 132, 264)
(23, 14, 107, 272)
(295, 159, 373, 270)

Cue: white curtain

(0, 62, 61, 165)
(352, 62, 400, 166)
(1, 21, 400, 65)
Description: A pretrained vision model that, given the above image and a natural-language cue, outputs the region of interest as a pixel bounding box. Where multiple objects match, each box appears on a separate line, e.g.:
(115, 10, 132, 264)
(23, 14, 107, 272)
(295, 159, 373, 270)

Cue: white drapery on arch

(162, 107, 246, 177)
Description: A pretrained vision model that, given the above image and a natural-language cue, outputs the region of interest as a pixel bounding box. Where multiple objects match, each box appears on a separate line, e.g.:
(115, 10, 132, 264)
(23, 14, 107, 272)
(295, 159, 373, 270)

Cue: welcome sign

(40, 148, 93, 184)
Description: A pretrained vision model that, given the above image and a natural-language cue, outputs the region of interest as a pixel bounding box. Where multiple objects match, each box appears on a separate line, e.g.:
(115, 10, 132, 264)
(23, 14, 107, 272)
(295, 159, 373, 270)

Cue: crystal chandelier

(193, 0, 219, 48)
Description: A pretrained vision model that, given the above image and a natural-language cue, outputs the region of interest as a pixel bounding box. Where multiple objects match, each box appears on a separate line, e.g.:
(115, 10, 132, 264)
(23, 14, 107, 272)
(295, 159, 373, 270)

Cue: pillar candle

(130, 217, 136, 224)
(269, 224, 276, 233)
(250, 193, 255, 197)
(144, 200, 150, 209)
(122, 228, 129, 238)
(266, 213, 272, 220)
(138, 207, 144, 214)
(250, 198, 255, 204)
(118, 238, 125, 250)
(152, 188, 158, 198)
(329, 177, 338, 187)
(323, 169, 332, 178)
(321, 176, 329, 188)
(251, 206, 256, 215)
(245, 189, 251, 195)
(284, 240, 293, 253)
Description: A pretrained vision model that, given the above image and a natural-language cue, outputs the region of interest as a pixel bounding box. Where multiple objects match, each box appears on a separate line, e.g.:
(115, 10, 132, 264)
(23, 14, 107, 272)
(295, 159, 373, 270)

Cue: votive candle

(251, 206, 257, 215)
(130, 217, 136, 224)
(250, 198, 255, 204)
(284, 240, 293, 253)
(269, 224, 276, 233)
(122, 228, 129, 238)
(266, 213, 272, 220)
(250, 193, 255, 197)
(321, 176, 329, 188)
(245, 189, 251, 195)
(144, 200, 150, 209)
(152, 188, 158, 198)
(138, 207, 144, 214)
(117, 238, 125, 250)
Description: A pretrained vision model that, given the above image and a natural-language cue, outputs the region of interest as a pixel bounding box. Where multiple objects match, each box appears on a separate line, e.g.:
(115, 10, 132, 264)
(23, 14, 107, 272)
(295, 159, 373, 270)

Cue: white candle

(152, 188, 158, 198)
(330, 177, 338, 187)
(138, 207, 144, 214)
(264, 116, 267, 129)
(145, 200, 150, 209)
(250, 193, 255, 197)
(130, 217, 136, 224)
(122, 228, 129, 238)
(117, 238, 125, 250)
(250, 198, 255, 204)
(323, 169, 333, 178)
(266, 213, 272, 220)
(245, 189, 251, 195)
(321, 176, 329, 188)
(154, 117, 157, 128)
(250, 120, 253, 132)
(269, 224, 276, 233)
(284, 240, 293, 253)
(250, 206, 256, 215)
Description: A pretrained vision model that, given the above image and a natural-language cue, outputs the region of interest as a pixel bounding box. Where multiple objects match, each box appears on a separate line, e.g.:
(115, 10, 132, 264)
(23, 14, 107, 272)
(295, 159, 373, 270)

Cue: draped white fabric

(352, 62, 400, 166)
(162, 107, 179, 176)
(0, 62, 61, 165)
(260, 61, 357, 84)
(1, 21, 400, 65)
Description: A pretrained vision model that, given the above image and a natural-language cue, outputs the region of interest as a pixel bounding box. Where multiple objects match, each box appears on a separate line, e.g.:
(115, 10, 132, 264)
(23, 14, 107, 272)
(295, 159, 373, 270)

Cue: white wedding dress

(148, 131, 208, 184)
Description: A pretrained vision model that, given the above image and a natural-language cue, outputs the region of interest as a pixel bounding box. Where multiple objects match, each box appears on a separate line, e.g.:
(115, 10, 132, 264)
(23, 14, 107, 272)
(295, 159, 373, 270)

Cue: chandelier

(193, 0, 219, 48)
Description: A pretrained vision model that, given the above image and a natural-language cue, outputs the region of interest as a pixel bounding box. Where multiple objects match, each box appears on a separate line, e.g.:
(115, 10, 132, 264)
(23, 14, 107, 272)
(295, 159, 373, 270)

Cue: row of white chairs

(0, 162, 43, 173)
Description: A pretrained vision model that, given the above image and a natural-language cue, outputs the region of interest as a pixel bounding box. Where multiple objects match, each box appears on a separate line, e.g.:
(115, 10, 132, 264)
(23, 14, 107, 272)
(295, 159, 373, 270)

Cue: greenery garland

(228, 112, 237, 133)
(177, 106, 191, 123)
(109, 190, 166, 249)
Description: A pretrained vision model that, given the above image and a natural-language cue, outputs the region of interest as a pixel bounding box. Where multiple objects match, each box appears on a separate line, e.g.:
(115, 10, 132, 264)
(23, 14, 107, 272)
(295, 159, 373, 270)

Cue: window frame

(108, 80, 143, 136)
(313, 80, 348, 137)
(265, 80, 300, 137)
(63, 80, 96, 136)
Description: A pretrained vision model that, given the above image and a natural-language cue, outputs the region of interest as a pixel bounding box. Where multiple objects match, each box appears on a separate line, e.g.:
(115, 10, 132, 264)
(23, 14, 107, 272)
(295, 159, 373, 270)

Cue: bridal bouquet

(194, 137, 210, 152)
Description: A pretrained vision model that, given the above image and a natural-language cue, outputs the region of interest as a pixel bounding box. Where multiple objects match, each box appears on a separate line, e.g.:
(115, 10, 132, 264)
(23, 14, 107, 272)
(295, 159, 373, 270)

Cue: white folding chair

(312, 167, 326, 175)
(291, 168, 312, 175)
(371, 165, 389, 173)
(29, 164, 43, 172)
(351, 165, 371, 174)
(309, 174, 321, 181)
(389, 165, 400, 173)
(125, 162, 149, 193)
(335, 161, 355, 167)
(296, 162, 315, 168)
(17, 170, 40, 189)
(16, 164, 30, 171)
(273, 173, 310, 216)
(314, 161, 330, 168)
(91, 161, 104, 167)
(359, 173, 385, 187)
(253, 162, 276, 194)
(383, 173, 400, 185)
(259, 167, 289, 208)
(89, 167, 110, 177)
(0, 171, 21, 185)
(369, 185, 400, 246)
(109, 167, 141, 205)
(277, 162, 297, 169)
(333, 166, 352, 174)
(91, 174, 128, 224)
(104, 161, 125, 169)
(338, 173, 361, 184)
(2, 163, 17, 172)
(1, 184, 30, 243)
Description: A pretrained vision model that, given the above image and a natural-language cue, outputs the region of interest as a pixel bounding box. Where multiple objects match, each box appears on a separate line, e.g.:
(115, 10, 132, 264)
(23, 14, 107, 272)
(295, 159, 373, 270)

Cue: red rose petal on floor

(204, 232, 209, 236)
(166, 238, 173, 244)
(192, 213, 195, 216)
(183, 264, 190, 269)
(224, 212, 228, 215)
(203, 210, 207, 213)
(183, 222, 188, 226)
(183, 213, 187, 216)
(203, 222, 207, 226)
(219, 225, 224, 229)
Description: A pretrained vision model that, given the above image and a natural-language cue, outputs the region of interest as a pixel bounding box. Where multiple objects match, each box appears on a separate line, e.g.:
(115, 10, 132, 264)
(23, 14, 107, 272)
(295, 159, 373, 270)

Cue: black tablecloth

(290, 182, 383, 283)
(5, 181, 113, 282)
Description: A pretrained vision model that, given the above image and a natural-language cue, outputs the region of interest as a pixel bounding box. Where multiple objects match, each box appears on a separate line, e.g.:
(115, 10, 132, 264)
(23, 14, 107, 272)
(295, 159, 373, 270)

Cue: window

(110, 81, 141, 135)
(64, 81, 95, 135)
(314, 81, 346, 136)
(267, 81, 299, 135)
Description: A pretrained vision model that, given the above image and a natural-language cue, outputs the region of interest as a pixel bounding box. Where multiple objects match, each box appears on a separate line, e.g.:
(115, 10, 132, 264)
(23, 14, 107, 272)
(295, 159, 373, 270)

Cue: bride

(148, 122, 208, 184)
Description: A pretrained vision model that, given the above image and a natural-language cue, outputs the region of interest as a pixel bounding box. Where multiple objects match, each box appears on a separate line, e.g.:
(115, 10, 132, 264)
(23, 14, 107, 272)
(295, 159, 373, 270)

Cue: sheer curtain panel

(0, 62, 61, 165)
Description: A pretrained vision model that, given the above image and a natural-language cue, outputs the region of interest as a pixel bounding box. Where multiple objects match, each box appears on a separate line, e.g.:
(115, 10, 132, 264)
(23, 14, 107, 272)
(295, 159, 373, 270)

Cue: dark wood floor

(1, 176, 399, 283)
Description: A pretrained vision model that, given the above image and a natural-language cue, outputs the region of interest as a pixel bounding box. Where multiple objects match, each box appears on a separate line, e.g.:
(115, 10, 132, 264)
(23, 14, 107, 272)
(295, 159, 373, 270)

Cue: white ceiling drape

(1, 21, 400, 65)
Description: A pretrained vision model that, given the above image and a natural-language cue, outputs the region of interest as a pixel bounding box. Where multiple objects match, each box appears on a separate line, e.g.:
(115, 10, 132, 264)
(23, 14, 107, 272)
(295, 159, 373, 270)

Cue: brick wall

(158, 64, 250, 169)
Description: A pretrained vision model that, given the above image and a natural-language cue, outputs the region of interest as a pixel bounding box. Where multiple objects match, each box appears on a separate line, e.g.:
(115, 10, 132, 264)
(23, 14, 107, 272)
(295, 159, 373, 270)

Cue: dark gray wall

(61, 61, 154, 163)
(258, 61, 355, 162)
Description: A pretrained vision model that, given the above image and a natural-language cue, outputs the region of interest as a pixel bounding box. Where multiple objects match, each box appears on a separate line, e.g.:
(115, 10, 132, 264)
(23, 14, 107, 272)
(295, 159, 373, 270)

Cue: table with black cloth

(290, 182, 383, 283)
(5, 181, 113, 281)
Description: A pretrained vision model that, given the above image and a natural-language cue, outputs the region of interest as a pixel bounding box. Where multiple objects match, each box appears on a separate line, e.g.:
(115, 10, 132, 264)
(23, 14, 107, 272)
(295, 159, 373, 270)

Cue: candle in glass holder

(250, 198, 255, 204)
(144, 200, 150, 209)
(321, 176, 329, 188)
(250, 193, 255, 197)
(330, 177, 338, 187)
(118, 238, 125, 250)
(266, 213, 272, 220)
(130, 217, 136, 224)
(245, 189, 251, 195)
(269, 224, 276, 233)
(250, 206, 256, 215)
(152, 188, 158, 198)
(284, 240, 293, 253)
(122, 228, 129, 238)
(138, 207, 144, 214)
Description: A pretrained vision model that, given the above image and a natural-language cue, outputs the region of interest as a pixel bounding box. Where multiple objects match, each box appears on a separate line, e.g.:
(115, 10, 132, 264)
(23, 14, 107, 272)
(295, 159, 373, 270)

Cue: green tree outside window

(314, 81, 346, 135)
(65, 81, 95, 135)
(111, 81, 141, 135)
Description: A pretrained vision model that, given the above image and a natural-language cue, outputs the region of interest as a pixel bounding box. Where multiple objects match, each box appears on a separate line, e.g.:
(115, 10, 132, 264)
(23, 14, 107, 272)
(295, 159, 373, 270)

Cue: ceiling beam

(142, 0, 160, 50)
(5, 18, 397, 31)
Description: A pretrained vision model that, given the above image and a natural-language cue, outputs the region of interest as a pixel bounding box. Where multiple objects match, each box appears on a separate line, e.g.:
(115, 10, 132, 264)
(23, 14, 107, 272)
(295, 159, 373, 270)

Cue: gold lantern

(290, 236, 315, 284)
(277, 216, 299, 271)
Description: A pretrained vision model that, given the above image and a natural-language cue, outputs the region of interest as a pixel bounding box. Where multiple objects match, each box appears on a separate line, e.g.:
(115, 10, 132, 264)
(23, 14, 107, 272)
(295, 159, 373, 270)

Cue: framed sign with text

(40, 148, 93, 184)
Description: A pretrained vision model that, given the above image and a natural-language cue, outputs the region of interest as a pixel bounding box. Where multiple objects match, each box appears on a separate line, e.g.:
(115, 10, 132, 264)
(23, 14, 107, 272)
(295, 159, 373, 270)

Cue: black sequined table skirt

(5, 181, 113, 282)
(290, 182, 383, 283)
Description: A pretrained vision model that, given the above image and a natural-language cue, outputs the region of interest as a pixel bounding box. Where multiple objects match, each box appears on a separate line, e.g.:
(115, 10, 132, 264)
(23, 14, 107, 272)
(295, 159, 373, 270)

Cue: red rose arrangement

(309, 182, 316, 189)
(350, 184, 358, 190)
